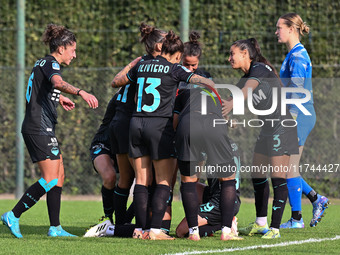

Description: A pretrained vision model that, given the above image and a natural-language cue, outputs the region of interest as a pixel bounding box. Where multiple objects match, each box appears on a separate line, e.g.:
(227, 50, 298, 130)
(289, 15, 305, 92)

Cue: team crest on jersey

(51, 147, 59, 156)
(52, 62, 60, 70)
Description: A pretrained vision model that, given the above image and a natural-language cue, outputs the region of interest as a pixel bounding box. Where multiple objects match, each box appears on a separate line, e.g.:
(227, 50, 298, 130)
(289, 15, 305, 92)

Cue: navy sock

(114, 224, 135, 237)
(133, 184, 148, 229)
(220, 180, 236, 228)
(47, 186, 62, 226)
(101, 186, 115, 223)
(199, 224, 221, 237)
(114, 185, 130, 224)
(12, 181, 46, 218)
(270, 178, 288, 229)
(180, 182, 199, 228)
(150, 184, 170, 229)
(161, 219, 171, 235)
(252, 178, 269, 217)
(125, 201, 135, 224)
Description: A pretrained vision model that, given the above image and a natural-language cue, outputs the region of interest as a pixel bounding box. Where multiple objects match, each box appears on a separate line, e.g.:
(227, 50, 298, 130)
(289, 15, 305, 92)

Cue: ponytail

(183, 31, 202, 59)
(42, 24, 76, 53)
(161, 30, 184, 56)
(280, 13, 310, 36)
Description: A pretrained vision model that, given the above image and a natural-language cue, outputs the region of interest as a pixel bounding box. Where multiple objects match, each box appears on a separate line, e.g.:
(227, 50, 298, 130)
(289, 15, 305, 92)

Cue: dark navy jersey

(115, 54, 154, 116)
(22, 55, 62, 135)
(90, 93, 118, 148)
(127, 55, 194, 118)
(236, 62, 293, 134)
(174, 69, 220, 121)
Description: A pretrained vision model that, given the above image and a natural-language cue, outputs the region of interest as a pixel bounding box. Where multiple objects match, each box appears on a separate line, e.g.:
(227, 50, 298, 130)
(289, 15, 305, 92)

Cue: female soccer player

(276, 13, 328, 229)
(112, 30, 214, 240)
(110, 22, 167, 227)
(223, 38, 299, 239)
(174, 31, 242, 241)
(1, 24, 98, 238)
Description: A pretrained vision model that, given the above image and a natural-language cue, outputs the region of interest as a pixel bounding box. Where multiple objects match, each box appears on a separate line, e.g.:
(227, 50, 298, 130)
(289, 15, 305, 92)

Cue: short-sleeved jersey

(280, 43, 313, 115)
(174, 69, 217, 120)
(237, 62, 293, 135)
(115, 54, 154, 116)
(90, 93, 118, 148)
(127, 55, 194, 118)
(22, 55, 62, 135)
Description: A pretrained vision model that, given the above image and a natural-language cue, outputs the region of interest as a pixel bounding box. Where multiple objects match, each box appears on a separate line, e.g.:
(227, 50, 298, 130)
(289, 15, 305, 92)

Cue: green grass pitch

(0, 199, 339, 255)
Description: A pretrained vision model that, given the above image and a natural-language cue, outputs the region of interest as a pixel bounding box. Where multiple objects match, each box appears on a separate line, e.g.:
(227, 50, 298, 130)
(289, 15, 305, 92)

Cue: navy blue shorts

(129, 116, 175, 160)
(22, 134, 61, 163)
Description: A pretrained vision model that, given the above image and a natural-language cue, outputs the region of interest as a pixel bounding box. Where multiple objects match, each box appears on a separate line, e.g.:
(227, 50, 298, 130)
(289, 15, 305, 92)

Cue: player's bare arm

(112, 56, 142, 88)
(189, 74, 215, 88)
(51, 75, 98, 109)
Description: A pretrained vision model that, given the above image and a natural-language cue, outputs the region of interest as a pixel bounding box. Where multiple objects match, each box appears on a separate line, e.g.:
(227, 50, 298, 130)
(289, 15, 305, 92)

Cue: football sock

(150, 184, 170, 229)
(220, 180, 236, 228)
(161, 219, 171, 235)
(287, 177, 302, 213)
(255, 216, 268, 226)
(114, 224, 135, 237)
(270, 178, 288, 229)
(199, 224, 221, 237)
(114, 185, 130, 224)
(133, 184, 148, 229)
(180, 182, 199, 229)
(125, 201, 135, 224)
(101, 185, 115, 223)
(47, 186, 62, 226)
(252, 178, 269, 217)
(12, 181, 46, 218)
(292, 210, 302, 221)
(300, 177, 313, 196)
(306, 189, 318, 203)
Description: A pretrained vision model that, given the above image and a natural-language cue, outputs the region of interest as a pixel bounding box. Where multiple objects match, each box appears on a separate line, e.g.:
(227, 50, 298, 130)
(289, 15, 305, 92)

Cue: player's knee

(38, 177, 58, 192)
(102, 171, 116, 189)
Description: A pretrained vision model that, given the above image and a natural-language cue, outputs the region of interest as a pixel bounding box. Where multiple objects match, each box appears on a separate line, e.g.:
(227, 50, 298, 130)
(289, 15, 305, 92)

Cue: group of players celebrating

(1, 12, 328, 241)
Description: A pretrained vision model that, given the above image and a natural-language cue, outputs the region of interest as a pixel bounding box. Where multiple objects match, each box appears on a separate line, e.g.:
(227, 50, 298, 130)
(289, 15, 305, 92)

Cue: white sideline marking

(164, 235, 340, 255)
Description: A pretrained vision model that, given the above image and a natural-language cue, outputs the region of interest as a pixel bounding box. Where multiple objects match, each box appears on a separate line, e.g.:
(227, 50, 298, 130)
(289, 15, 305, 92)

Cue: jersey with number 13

(127, 55, 193, 118)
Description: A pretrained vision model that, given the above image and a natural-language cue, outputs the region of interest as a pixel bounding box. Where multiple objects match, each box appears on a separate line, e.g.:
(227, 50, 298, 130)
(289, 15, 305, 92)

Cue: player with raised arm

(223, 38, 299, 239)
(276, 13, 329, 229)
(174, 31, 242, 241)
(112, 30, 214, 240)
(1, 24, 98, 238)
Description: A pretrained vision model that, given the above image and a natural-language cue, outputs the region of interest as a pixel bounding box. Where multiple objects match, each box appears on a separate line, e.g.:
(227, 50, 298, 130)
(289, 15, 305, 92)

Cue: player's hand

(79, 90, 98, 109)
(222, 98, 233, 116)
(59, 95, 75, 111)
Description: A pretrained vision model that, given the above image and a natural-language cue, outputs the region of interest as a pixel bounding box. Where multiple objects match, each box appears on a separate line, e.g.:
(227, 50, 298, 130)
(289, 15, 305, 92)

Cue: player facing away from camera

(110, 22, 167, 229)
(173, 31, 242, 241)
(223, 38, 299, 239)
(1, 24, 98, 238)
(276, 13, 329, 229)
(112, 30, 215, 240)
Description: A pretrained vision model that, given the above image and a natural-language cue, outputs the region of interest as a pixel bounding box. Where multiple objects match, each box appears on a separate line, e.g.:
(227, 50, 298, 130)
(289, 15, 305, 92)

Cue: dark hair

(140, 22, 166, 55)
(161, 30, 184, 56)
(42, 24, 76, 53)
(183, 31, 202, 59)
(232, 38, 279, 77)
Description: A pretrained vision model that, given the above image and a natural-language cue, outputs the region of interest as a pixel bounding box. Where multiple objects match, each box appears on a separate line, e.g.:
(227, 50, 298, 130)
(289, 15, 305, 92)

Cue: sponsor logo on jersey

(52, 62, 60, 70)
